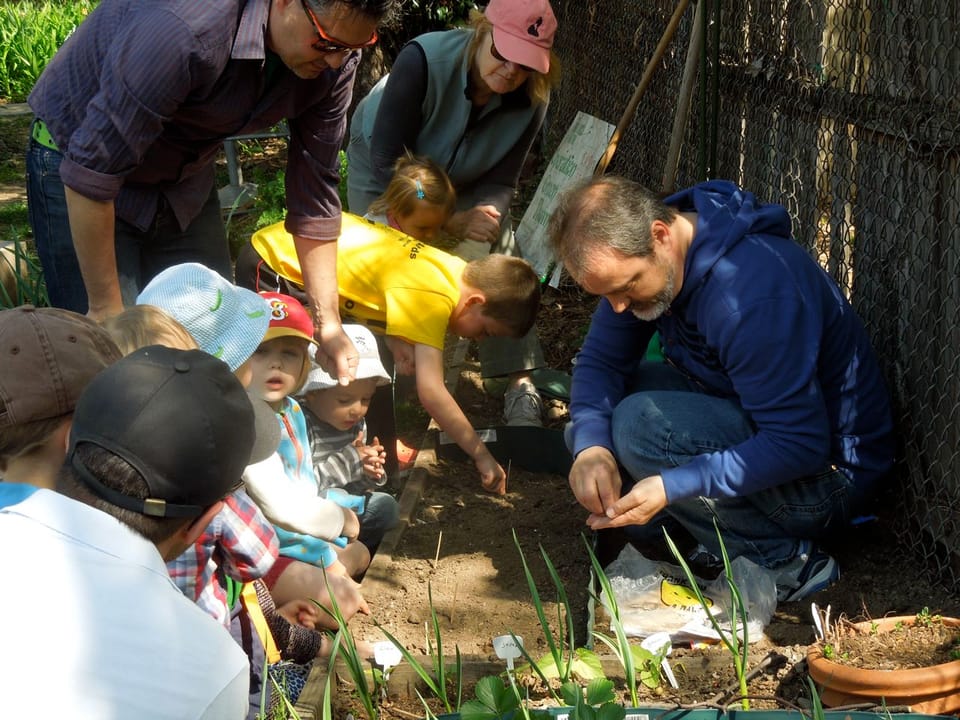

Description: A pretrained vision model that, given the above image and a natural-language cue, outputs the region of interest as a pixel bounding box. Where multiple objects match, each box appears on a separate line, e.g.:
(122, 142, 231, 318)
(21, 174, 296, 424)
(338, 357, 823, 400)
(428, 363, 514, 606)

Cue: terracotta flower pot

(807, 615, 960, 715)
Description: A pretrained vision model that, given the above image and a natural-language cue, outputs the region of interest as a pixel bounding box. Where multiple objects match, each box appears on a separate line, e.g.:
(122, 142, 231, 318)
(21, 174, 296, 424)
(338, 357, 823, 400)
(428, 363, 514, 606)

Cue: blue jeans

(26, 130, 232, 312)
(26, 134, 87, 311)
(604, 363, 857, 569)
(356, 490, 400, 552)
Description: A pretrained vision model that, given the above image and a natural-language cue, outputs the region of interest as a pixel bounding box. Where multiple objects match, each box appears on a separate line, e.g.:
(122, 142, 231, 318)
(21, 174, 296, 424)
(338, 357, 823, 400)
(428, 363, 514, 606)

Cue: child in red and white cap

(248, 292, 373, 594)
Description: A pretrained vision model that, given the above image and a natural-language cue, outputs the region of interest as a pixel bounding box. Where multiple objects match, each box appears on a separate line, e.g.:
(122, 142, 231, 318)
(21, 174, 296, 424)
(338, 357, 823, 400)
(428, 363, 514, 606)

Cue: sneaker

(503, 382, 543, 426)
(776, 542, 839, 602)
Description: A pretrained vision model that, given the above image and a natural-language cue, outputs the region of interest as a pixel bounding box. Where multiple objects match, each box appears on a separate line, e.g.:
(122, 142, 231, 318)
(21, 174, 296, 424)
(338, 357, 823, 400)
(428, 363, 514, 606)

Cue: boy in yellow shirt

(242, 215, 540, 494)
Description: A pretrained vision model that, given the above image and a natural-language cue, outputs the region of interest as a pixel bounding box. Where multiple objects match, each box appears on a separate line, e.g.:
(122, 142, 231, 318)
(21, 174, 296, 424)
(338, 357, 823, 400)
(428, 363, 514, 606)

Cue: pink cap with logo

(485, 0, 557, 75)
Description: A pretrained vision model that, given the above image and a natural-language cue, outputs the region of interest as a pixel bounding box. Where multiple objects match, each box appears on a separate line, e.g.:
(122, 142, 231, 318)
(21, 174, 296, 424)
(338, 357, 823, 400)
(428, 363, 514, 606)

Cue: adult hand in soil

(568, 445, 623, 516)
(586, 474, 668, 530)
(476, 450, 507, 495)
(446, 205, 501, 244)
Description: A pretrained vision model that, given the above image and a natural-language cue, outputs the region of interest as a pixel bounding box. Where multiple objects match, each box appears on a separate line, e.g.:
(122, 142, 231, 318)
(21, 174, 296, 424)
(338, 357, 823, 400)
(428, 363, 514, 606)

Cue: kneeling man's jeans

(609, 363, 856, 569)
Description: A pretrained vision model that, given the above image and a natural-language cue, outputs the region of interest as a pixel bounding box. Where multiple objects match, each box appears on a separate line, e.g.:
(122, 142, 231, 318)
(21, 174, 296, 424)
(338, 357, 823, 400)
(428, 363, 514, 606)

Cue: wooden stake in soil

(432, 530, 442, 568)
(661, 0, 705, 193)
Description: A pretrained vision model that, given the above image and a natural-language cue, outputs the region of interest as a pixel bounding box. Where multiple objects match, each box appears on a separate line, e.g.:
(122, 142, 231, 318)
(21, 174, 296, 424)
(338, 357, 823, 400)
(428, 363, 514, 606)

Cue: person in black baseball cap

(61, 344, 256, 553)
(0, 344, 253, 717)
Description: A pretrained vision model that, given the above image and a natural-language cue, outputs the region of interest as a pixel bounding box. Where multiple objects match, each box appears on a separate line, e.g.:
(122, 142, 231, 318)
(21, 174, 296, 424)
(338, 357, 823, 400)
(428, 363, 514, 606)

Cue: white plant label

(492, 634, 523, 670)
(373, 641, 402, 671)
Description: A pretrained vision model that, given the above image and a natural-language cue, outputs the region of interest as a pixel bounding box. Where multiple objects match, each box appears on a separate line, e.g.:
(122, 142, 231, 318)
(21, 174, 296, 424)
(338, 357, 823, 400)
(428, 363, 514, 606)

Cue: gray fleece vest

(348, 29, 540, 205)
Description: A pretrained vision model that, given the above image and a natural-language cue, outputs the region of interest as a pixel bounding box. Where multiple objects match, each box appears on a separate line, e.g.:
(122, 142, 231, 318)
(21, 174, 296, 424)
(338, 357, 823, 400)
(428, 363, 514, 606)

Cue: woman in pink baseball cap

(345, 0, 560, 449)
(347, 0, 560, 244)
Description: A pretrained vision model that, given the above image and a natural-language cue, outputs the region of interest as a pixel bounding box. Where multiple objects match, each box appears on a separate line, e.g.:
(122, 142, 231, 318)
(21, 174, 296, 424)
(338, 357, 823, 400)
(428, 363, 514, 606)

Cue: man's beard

(629, 261, 676, 321)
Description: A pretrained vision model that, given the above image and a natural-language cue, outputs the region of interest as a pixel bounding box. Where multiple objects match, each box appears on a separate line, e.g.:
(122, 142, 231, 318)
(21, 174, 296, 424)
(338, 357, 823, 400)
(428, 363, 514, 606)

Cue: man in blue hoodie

(547, 176, 893, 602)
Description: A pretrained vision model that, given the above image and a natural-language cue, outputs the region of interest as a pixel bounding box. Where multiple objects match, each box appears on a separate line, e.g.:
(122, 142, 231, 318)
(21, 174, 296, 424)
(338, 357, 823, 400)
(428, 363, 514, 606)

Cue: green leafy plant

(511, 529, 577, 685)
(806, 675, 826, 720)
(664, 521, 751, 710)
(312, 571, 378, 720)
(377, 583, 463, 714)
(915, 607, 941, 628)
(252, 168, 288, 229)
(458, 675, 521, 720)
(505, 530, 637, 716)
(560, 678, 626, 720)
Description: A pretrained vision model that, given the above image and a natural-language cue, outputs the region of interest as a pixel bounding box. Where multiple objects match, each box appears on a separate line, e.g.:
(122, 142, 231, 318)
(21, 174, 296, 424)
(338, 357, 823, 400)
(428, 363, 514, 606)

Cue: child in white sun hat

(299, 324, 400, 557)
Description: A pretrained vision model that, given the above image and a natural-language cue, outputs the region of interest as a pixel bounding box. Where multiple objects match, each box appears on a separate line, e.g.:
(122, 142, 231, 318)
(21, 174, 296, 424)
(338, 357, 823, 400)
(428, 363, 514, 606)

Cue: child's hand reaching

(355, 432, 386, 480)
(475, 449, 507, 495)
(276, 598, 322, 630)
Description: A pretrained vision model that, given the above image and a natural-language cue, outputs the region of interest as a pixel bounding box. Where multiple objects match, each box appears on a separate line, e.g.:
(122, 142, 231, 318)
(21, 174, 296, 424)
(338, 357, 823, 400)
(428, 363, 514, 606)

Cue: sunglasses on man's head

(489, 37, 536, 74)
(301, 0, 378, 54)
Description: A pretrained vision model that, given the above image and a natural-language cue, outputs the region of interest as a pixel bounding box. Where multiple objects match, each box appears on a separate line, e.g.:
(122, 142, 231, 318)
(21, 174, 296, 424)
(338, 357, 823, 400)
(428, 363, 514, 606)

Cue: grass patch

(0, 0, 96, 102)
(0, 201, 28, 232)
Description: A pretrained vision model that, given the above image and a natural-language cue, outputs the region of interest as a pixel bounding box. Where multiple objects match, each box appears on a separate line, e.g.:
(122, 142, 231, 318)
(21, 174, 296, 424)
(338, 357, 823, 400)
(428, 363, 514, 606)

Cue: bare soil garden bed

(304, 286, 960, 718)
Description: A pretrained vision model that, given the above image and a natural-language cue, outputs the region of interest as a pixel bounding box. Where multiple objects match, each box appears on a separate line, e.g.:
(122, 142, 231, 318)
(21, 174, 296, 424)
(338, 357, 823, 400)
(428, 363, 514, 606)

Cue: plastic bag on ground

(600, 544, 777, 645)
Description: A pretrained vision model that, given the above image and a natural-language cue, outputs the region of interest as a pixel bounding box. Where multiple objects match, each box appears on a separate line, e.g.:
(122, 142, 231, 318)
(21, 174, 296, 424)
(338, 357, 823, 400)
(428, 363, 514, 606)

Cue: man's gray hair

(547, 176, 677, 279)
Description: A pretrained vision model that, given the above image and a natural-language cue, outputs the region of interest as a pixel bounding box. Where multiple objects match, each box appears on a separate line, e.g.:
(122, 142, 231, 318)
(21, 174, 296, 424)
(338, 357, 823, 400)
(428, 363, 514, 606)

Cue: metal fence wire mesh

(545, 0, 960, 593)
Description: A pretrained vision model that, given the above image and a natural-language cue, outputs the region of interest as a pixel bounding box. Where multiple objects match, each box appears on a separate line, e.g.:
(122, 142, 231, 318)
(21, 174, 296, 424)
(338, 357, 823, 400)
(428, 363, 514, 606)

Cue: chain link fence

(546, 0, 960, 593)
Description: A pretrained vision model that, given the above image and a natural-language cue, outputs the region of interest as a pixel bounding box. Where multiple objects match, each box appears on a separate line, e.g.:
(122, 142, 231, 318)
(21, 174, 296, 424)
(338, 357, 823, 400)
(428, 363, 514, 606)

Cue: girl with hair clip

(364, 153, 456, 247)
